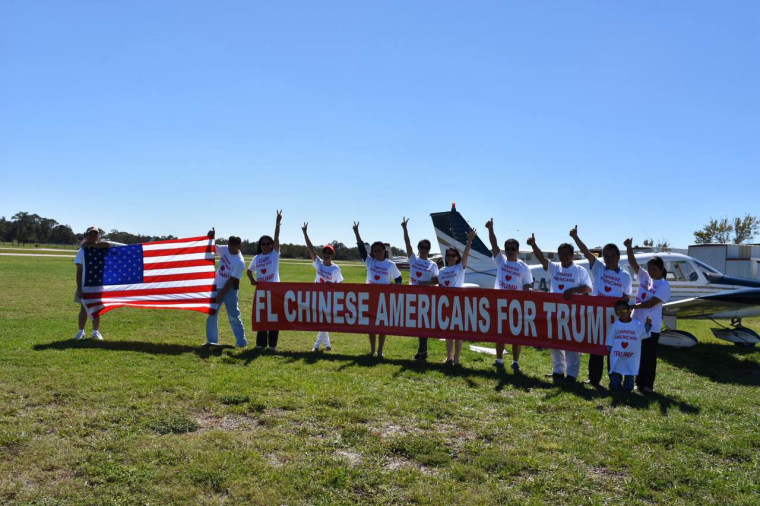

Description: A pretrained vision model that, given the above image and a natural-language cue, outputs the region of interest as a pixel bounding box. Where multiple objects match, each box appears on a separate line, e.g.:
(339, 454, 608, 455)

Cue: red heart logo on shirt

(261, 269, 267, 274)
(444, 281, 450, 286)
(558, 284, 565, 290)
(221, 265, 226, 271)
(641, 293, 647, 300)
(374, 275, 380, 280)
(319, 279, 325, 283)
(506, 275, 512, 281)
(621, 342, 629, 349)
(604, 286, 611, 292)
(416, 271, 422, 277)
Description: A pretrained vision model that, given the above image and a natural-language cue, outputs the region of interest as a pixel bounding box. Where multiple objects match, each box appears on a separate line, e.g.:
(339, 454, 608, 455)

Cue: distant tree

(694, 215, 759, 244)
(642, 239, 654, 247)
(733, 214, 760, 244)
(48, 224, 77, 245)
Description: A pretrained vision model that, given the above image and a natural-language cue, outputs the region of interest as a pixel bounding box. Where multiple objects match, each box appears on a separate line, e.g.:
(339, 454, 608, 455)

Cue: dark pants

(257, 330, 279, 348)
(636, 332, 660, 390)
(588, 354, 609, 384)
(416, 337, 428, 355)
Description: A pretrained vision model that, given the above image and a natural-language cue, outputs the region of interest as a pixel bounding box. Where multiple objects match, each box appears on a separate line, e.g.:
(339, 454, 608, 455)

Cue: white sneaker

(92, 330, 103, 341)
(74, 330, 86, 340)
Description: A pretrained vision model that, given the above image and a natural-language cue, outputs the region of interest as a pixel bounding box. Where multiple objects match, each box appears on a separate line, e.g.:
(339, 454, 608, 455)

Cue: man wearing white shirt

(570, 226, 632, 386)
(205, 229, 247, 348)
(486, 219, 533, 372)
(527, 234, 592, 383)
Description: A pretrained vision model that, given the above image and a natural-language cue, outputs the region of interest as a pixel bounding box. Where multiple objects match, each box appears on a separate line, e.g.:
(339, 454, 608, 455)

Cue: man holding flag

(205, 229, 248, 348)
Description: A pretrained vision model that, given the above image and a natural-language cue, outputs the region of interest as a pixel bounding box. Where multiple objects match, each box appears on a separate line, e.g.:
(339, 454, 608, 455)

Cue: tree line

(0, 211, 406, 260)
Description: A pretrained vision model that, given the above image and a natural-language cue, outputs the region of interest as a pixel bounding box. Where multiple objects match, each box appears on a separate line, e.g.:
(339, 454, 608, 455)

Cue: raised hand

(527, 233, 536, 247)
(208, 227, 215, 239)
(569, 225, 578, 238)
(401, 217, 409, 229)
(466, 228, 477, 242)
(623, 237, 633, 249)
(276, 210, 283, 224)
(485, 218, 494, 230)
(302, 222, 308, 233)
(352, 221, 360, 235)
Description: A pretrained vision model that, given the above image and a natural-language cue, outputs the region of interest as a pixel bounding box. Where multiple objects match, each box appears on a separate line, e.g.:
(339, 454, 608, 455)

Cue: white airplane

(430, 204, 760, 348)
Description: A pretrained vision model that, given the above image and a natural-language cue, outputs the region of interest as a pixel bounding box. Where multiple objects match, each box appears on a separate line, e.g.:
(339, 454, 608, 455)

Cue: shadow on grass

(658, 343, 760, 387)
(33, 339, 235, 358)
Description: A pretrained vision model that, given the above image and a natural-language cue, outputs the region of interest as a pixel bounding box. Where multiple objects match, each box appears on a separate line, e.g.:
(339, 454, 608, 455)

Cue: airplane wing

(663, 288, 760, 318)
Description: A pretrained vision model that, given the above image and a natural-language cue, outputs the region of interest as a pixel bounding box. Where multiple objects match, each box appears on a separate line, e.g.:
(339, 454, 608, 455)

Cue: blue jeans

(609, 372, 634, 392)
(206, 289, 246, 347)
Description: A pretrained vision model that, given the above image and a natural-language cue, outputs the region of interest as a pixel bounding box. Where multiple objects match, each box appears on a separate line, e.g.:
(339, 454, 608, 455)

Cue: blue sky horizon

(2, 1, 758, 251)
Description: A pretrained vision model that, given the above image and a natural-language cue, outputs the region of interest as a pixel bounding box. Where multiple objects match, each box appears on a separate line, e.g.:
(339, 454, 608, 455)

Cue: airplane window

(664, 260, 697, 282)
(692, 258, 721, 276)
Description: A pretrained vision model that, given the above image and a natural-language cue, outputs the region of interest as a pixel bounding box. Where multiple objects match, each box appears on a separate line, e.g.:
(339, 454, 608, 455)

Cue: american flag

(81, 236, 217, 317)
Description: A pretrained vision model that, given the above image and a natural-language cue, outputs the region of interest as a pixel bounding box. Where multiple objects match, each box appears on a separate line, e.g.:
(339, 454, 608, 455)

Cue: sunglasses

(446, 253, 458, 258)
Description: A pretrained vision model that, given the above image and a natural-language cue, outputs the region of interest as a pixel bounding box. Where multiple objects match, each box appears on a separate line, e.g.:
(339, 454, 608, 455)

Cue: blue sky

(2, 1, 758, 251)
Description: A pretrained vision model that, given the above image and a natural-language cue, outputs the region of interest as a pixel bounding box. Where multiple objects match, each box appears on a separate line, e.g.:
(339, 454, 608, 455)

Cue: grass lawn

(1, 255, 759, 503)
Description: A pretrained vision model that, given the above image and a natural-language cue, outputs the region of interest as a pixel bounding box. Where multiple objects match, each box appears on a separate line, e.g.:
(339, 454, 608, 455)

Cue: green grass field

(1, 255, 759, 503)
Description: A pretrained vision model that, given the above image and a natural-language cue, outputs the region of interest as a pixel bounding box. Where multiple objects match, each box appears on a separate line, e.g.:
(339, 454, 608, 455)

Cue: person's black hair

(445, 247, 462, 265)
(257, 235, 274, 254)
(370, 241, 388, 260)
(602, 243, 620, 256)
(647, 256, 667, 278)
(557, 243, 574, 254)
(504, 238, 520, 250)
(417, 239, 432, 251)
(614, 299, 630, 311)
(228, 236, 242, 246)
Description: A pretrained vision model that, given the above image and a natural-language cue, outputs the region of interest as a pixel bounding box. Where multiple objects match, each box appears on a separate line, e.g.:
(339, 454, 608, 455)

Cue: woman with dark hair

(401, 217, 440, 361)
(624, 238, 671, 394)
(438, 228, 476, 366)
(247, 210, 283, 351)
(353, 221, 402, 358)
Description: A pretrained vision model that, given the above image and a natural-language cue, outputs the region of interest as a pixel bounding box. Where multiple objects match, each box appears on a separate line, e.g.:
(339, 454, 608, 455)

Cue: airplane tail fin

(430, 204, 496, 286)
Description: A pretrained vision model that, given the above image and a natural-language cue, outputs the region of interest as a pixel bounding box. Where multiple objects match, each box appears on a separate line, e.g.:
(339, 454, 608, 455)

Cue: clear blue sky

(2, 1, 758, 251)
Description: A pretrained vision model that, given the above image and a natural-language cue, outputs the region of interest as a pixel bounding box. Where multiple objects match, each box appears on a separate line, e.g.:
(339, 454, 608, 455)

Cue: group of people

(73, 212, 671, 394)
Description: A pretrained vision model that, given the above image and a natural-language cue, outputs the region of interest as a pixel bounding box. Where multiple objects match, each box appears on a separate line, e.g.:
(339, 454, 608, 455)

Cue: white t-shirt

(591, 260, 632, 298)
(313, 257, 343, 284)
(214, 245, 246, 288)
(546, 262, 592, 294)
(493, 253, 533, 290)
(438, 263, 465, 288)
(408, 254, 439, 286)
(363, 256, 401, 285)
(74, 247, 86, 285)
(248, 250, 280, 283)
(632, 267, 671, 331)
(607, 319, 651, 375)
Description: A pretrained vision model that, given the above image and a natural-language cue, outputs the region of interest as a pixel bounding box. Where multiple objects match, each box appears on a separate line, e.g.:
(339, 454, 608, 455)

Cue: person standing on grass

(73, 226, 110, 340)
(527, 234, 592, 383)
(205, 229, 247, 348)
(401, 217, 439, 361)
(247, 210, 283, 351)
(606, 300, 652, 392)
(485, 218, 533, 373)
(353, 221, 402, 359)
(439, 228, 477, 366)
(569, 225, 632, 387)
(303, 222, 344, 352)
(624, 239, 671, 394)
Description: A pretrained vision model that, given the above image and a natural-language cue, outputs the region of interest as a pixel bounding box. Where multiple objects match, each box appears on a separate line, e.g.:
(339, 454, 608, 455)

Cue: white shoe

(92, 330, 103, 341)
(74, 330, 86, 340)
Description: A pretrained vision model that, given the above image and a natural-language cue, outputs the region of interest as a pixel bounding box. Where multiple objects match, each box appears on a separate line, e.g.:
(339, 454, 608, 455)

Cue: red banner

(252, 283, 618, 354)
